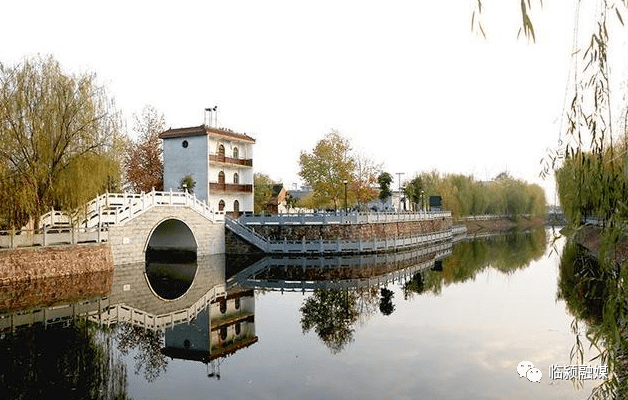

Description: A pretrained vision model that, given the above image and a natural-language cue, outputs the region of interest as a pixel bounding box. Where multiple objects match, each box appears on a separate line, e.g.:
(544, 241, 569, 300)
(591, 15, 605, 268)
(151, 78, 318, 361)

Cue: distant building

(429, 196, 442, 211)
(159, 122, 255, 216)
(265, 184, 288, 214)
(286, 186, 314, 213)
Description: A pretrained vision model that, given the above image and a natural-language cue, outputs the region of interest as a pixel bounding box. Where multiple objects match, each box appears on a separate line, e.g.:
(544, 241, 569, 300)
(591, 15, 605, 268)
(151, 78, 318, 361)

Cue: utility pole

(396, 172, 404, 212)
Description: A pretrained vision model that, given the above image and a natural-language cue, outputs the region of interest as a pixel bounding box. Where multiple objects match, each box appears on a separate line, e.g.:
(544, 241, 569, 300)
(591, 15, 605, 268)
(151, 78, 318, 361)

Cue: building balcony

(209, 154, 253, 167)
(210, 182, 253, 193)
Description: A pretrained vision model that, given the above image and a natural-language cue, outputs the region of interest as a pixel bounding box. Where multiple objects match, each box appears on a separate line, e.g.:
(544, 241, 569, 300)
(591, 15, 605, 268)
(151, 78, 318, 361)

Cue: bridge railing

(264, 229, 453, 253)
(238, 210, 452, 226)
(94, 284, 227, 330)
(226, 215, 454, 254)
(38, 189, 224, 230)
(238, 247, 453, 292)
(0, 226, 108, 248)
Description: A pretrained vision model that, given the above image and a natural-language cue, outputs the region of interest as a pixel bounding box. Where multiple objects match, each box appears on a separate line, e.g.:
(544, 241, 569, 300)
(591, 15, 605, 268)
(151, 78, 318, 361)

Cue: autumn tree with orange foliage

(124, 106, 165, 193)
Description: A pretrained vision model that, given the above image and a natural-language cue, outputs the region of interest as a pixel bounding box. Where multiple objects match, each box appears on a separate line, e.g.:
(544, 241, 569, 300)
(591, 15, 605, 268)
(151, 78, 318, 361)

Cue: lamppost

(182, 183, 188, 193)
(343, 180, 348, 215)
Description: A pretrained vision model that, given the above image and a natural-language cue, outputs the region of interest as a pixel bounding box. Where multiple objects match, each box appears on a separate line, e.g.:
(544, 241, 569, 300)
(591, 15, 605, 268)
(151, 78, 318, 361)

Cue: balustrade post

(169, 188, 173, 205)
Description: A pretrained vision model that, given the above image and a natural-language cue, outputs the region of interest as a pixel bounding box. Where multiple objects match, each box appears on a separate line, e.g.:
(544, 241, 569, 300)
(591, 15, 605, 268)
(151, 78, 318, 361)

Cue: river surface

(0, 229, 612, 399)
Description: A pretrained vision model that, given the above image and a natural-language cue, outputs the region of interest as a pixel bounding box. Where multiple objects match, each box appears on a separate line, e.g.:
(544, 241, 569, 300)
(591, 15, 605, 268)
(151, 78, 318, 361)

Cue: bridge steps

(39, 189, 224, 230)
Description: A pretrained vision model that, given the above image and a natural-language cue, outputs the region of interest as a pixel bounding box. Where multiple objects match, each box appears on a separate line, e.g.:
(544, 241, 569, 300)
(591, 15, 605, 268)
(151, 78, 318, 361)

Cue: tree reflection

(379, 288, 395, 316)
(0, 320, 129, 399)
(300, 289, 359, 354)
(404, 229, 547, 298)
(116, 322, 168, 382)
(557, 239, 628, 399)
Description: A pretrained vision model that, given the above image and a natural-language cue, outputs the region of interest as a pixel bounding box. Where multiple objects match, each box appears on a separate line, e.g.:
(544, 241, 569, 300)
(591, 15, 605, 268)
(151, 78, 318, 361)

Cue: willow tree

(0, 55, 122, 228)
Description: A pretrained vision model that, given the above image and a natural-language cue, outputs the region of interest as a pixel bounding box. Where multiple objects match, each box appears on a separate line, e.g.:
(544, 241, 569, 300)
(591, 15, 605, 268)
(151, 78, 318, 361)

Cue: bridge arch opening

(145, 218, 198, 263)
(145, 218, 199, 300)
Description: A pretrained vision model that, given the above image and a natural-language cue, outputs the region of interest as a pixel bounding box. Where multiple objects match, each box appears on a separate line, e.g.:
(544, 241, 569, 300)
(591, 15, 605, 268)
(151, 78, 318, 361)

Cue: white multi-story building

(159, 122, 255, 216)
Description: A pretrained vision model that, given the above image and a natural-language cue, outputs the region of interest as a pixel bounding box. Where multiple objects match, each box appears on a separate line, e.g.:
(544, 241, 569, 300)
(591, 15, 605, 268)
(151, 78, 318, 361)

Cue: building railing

(238, 210, 452, 225)
(209, 183, 253, 193)
(209, 154, 253, 167)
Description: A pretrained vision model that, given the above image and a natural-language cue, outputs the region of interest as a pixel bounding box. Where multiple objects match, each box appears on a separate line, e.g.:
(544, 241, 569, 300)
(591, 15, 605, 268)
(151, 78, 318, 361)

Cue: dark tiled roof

(159, 124, 256, 143)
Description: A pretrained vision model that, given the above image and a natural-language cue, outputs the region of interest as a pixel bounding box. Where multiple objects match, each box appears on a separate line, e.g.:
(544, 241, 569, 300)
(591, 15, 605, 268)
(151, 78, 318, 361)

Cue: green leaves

(298, 130, 356, 210)
(0, 55, 121, 226)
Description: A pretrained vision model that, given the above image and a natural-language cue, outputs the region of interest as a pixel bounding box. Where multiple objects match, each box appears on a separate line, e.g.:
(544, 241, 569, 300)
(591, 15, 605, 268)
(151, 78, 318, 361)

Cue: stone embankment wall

(225, 217, 453, 254)
(249, 218, 451, 241)
(0, 244, 113, 312)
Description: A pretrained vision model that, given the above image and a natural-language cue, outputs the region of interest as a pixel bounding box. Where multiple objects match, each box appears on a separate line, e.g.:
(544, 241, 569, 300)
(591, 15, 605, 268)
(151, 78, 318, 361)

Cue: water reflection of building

(161, 288, 257, 377)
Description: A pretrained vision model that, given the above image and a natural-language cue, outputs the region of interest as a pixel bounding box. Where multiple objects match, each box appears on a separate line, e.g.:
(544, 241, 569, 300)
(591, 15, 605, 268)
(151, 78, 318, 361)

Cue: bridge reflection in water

(0, 242, 451, 380)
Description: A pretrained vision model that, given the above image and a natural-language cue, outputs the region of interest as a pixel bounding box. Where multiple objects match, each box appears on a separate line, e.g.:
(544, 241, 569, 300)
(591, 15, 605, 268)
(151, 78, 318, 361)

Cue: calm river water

(0, 229, 615, 399)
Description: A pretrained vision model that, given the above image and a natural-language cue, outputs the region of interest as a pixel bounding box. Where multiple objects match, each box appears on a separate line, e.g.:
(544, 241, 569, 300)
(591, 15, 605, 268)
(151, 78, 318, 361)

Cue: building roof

(159, 124, 256, 143)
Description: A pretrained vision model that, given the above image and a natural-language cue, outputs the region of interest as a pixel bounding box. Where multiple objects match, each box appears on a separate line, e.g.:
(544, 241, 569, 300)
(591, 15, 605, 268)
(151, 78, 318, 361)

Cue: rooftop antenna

(204, 106, 218, 127)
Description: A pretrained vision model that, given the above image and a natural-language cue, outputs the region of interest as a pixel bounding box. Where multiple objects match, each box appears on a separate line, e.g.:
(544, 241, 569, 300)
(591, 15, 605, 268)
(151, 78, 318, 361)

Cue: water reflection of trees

(300, 286, 390, 354)
(557, 239, 628, 399)
(116, 322, 168, 382)
(0, 320, 129, 399)
(404, 229, 547, 298)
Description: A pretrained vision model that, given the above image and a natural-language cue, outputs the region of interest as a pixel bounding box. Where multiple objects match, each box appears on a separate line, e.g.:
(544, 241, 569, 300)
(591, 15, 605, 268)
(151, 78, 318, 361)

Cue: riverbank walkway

(225, 212, 466, 255)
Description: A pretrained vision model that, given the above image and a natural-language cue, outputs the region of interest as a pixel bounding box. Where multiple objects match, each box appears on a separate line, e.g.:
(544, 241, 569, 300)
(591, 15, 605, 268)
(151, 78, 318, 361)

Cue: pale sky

(4, 0, 622, 203)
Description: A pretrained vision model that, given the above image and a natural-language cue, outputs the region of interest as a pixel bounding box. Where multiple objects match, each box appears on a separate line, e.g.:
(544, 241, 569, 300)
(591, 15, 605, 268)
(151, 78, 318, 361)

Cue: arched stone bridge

(104, 191, 225, 264)
(38, 190, 226, 264)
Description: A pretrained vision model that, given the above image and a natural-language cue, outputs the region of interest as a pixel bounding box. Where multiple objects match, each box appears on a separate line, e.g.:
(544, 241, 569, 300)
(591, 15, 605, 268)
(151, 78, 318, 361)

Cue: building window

(182, 140, 188, 148)
(218, 200, 225, 211)
(220, 327, 227, 340)
(235, 322, 241, 335)
(218, 171, 225, 184)
(220, 300, 227, 314)
(218, 144, 225, 157)
(234, 200, 240, 213)
(233, 173, 239, 184)
(233, 147, 239, 158)
(235, 298, 240, 309)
